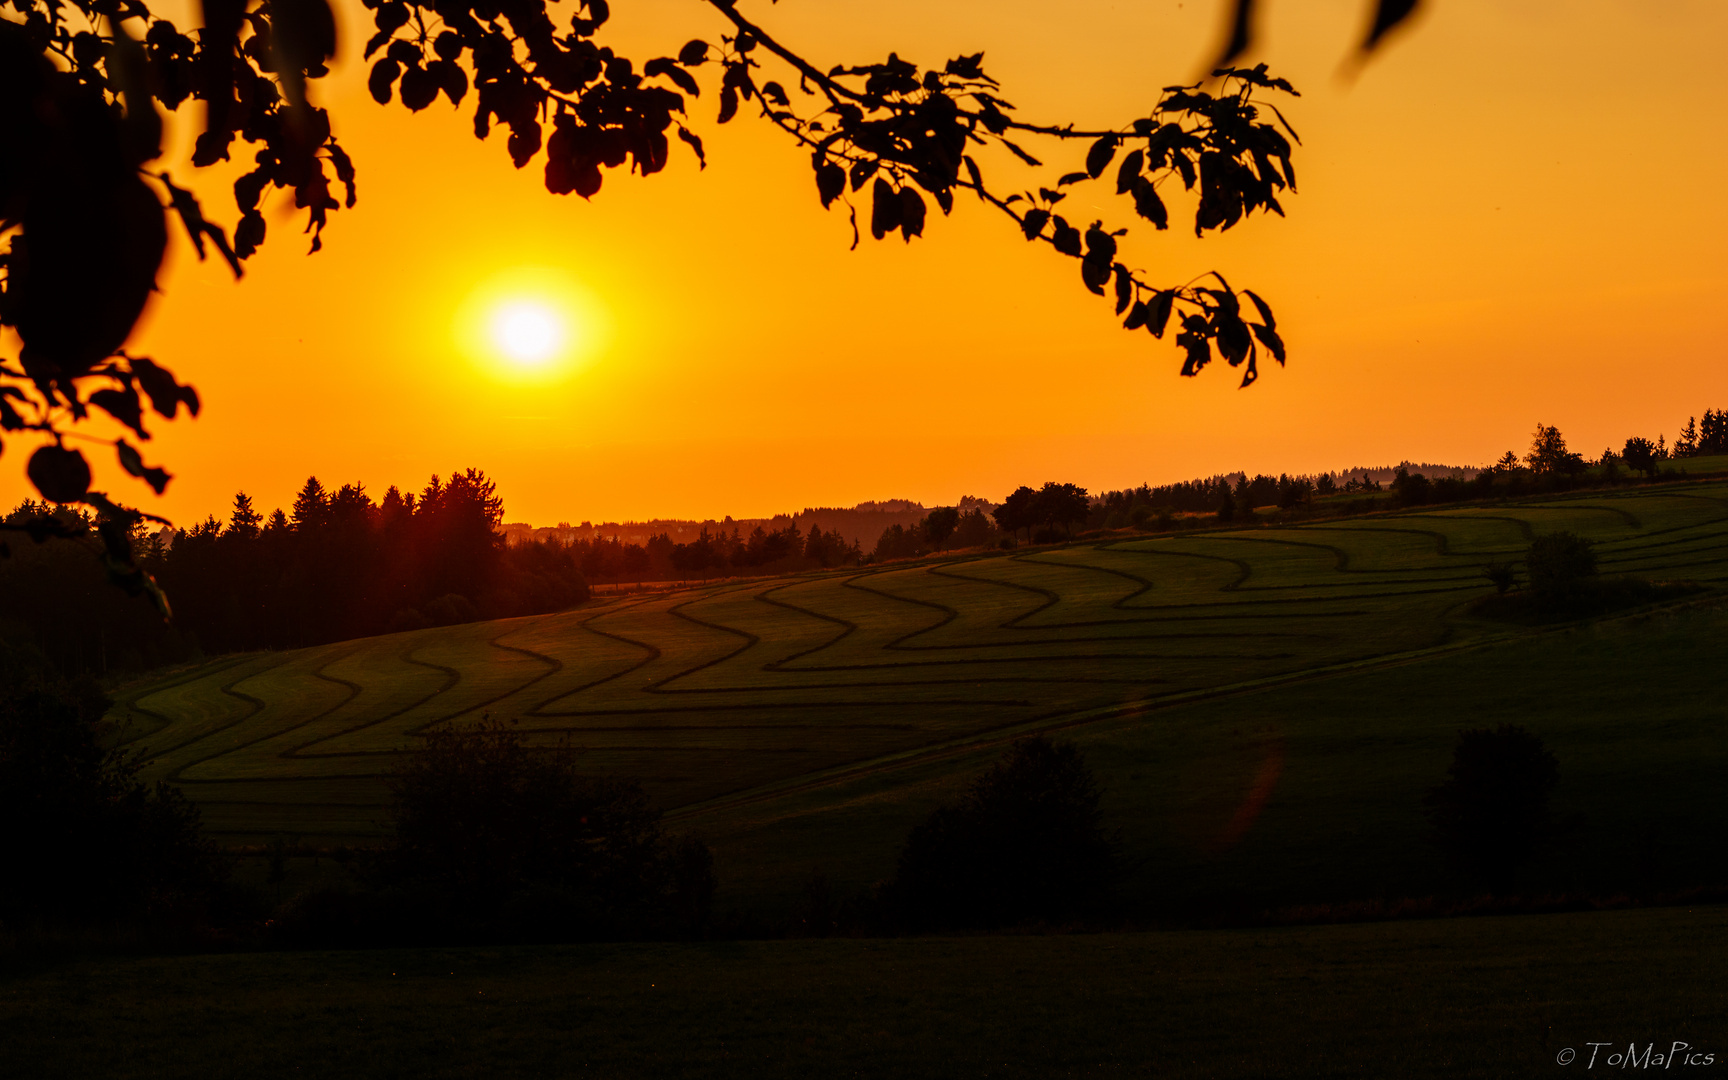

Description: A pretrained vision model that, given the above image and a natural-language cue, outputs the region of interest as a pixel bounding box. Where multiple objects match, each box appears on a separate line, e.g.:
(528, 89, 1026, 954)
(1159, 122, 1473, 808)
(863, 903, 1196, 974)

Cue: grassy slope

(106, 482, 1728, 911)
(4, 906, 1725, 1079)
(690, 598, 1728, 914)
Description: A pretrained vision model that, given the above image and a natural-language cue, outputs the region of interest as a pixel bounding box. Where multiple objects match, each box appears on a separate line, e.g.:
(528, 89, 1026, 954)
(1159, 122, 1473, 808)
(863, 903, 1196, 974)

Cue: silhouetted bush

(387, 607, 432, 633)
(884, 736, 1118, 930)
(1423, 725, 1558, 893)
(1483, 561, 1517, 594)
(422, 592, 480, 626)
(366, 718, 714, 941)
(1471, 531, 1698, 622)
(1526, 532, 1597, 595)
(0, 645, 226, 931)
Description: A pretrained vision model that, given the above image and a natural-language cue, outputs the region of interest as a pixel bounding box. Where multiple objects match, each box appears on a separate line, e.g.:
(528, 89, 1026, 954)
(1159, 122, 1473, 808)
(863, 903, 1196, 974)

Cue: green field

(4, 906, 1725, 1078)
(111, 481, 1728, 910)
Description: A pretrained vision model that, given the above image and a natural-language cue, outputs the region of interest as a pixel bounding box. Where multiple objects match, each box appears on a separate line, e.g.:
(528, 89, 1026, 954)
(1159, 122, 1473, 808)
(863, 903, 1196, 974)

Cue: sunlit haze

(11, 0, 1725, 526)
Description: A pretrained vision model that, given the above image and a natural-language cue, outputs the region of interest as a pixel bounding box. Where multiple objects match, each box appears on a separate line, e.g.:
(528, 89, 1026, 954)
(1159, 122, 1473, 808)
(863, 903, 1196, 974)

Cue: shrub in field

(0, 645, 225, 931)
(1525, 532, 1597, 596)
(1483, 561, 1517, 595)
(1423, 725, 1559, 893)
(1472, 529, 1697, 622)
(371, 718, 713, 940)
(884, 736, 1118, 930)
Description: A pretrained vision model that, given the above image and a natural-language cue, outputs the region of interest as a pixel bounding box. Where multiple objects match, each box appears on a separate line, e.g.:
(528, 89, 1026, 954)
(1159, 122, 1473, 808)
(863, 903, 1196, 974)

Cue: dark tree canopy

(0, 643, 225, 926)
(0, 0, 1421, 598)
(376, 716, 715, 937)
(1423, 724, 1559, 892)
(885, 735, 1119, 930)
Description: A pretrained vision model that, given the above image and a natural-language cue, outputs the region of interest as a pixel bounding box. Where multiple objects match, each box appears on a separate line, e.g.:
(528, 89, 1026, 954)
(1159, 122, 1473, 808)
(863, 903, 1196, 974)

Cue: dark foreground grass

(4, 906, 1725, 1079)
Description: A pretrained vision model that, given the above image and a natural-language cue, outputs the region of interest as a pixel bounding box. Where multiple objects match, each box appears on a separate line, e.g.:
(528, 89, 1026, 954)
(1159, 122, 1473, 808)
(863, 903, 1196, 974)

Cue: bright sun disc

(455, 268, 607, 384)
(491, 302, 563, 364)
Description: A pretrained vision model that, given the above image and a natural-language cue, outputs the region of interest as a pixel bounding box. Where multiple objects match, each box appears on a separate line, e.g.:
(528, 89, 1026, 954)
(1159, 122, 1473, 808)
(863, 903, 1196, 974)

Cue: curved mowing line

(547, 673, 1171, 692)
(1513, 502, 1644, 529)
(1600, 553, 1728, 578)
(647, 589, 764, 690)
(1648, 490, 1728, 512)
(1408, 513, 1538, 541)
(1181, 529, 1492, 579)
(131, 651, 297, 766)
(530, 697, 1039, 718)
(757, 579, 863, 670)
(1011, 550, 1157, 607)
(392, 624, 562, 736)
(760, 564, 1342, 658)
(164, 646, 364, 783)
(525, 594, 668, 715)
(1597, 537, 1728, 567)
(288, 612, 603, 761)
(107, 654, 258, 748)
(540, 578, 838, 706)
(791, 629, 1334, 652)
(1593, 520, 1728, 553)
(1099, 540, 1255, 590)
(845, 567, 972, 648)
(1285, 523, 1461, 560)
(662, 617, 1588, 822)
(1032, 543, 1484, 609)
(278, 641, 463, 760)
(761, 654, 1266, 673)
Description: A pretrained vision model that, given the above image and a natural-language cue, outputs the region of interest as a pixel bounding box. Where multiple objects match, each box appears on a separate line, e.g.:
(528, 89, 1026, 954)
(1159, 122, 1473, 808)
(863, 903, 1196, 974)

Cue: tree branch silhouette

(0, 0, 1420, 605)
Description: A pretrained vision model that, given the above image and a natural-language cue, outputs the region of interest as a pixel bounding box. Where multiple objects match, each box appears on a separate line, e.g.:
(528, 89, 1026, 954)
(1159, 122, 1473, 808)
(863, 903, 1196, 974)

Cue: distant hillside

(499, 498, 974, 553)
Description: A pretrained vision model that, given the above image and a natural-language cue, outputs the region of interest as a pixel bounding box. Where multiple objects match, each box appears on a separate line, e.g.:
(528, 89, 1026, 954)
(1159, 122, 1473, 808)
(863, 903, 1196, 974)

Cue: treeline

(0, 469, 589, 674)
(567, 522, 863, 583)
(1672, 408, 1728, 458)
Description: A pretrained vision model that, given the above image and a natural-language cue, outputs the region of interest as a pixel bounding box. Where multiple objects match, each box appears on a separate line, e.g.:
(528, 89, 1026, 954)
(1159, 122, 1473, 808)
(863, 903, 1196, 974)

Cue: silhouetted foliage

(1622, 437, 1659, 479)
(884, 735, 1119, 930)
(0, 467, 588, 664)
(371, 717, 714, 940)
(948, 507, 1000, 549)
(1423, 725, 1559, 893)
(1473, 528, 1696, 624)
(921, 506, 959, 551)
(1482, 560, 1516, 595)
(0, 644, 225, 929)
(1525, 423, 1585, 477)
(1033, 482, 1091, 537)
(1693, 408, 1728, 456)
(1391, 466, 1429, 506)
(0, 0, 1433, 584)
(1525, 532, 1597, 596)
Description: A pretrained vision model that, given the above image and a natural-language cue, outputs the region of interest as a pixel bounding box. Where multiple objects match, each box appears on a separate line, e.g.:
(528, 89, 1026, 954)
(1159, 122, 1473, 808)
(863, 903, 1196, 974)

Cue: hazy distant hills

(501, 462, 1481, 550)
(501, 500, 955, 553)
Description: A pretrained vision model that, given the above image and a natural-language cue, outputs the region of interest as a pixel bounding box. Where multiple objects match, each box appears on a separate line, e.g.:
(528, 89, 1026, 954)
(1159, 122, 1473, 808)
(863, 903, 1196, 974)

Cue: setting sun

(490, 301, 565, 366)
(453, 267, 607, 383)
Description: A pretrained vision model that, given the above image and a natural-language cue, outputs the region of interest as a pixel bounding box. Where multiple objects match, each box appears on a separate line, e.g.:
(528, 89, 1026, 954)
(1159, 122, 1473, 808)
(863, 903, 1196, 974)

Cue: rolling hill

(110, 480, 1728, 910)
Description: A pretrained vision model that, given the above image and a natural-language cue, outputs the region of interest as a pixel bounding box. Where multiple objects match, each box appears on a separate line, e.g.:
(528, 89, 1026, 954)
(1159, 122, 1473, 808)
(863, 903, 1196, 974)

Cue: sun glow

(455, 268, 607, 383)
(491, 301, 564, 365)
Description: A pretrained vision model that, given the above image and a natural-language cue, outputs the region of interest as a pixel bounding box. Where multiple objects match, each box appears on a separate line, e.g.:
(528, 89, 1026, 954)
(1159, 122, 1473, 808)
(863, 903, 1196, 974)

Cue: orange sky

(8, 0, 1728, 525)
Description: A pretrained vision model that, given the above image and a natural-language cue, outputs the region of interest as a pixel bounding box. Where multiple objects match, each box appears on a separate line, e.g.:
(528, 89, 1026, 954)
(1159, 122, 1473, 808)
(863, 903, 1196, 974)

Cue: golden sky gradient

(9, 0, 1727, 525)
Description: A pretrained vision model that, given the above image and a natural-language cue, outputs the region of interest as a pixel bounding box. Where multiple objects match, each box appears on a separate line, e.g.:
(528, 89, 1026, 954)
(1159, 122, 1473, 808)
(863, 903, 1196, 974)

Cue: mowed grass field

(110, 481, 1728, 910)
